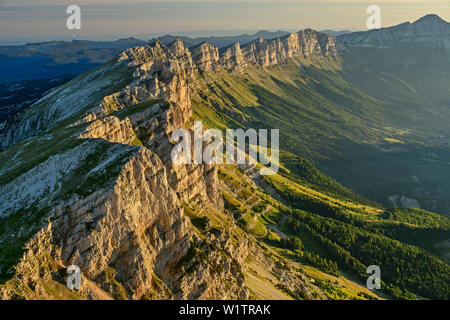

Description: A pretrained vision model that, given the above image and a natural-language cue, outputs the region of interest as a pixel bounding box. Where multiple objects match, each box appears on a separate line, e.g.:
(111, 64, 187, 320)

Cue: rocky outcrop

(0, 58, 135, 151)
(95, 41, 194, 122)
(0, 101, 236, 299)
(191, 42, 220, 72)
(203, 29, 339, 71)
(240, 30, 338, 67)
(78, 116, 137, 145)
(338, 14, 450, 66)
(221, 42, 246, 71)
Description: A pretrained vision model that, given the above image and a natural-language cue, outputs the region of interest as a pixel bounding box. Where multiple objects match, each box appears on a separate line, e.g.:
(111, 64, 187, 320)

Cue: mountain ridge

(0, 28, 340, 150)
(5, 11, 450, 152)
(339, 14, 450, 48)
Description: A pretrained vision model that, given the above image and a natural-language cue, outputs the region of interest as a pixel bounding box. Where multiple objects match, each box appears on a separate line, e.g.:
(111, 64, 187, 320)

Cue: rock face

(0, 137, 245, 299)
(78, 116, 137, 144)
(53, 146, 191, 299)
(221, 42, 245, 70)
(240, 30, 338, 67)
(191, 42, 220, 72)
(220, 30, 339, 71)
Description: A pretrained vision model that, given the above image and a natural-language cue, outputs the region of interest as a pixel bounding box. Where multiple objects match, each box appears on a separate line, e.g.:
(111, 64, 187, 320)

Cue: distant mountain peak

(413, 14, 448, 25)
(339, 13, 450, 49)
(117, 37, 141, 41)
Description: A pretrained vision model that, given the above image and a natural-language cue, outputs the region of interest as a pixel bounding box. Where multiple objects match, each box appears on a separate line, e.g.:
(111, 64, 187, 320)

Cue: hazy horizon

(1, 0, 450, 45)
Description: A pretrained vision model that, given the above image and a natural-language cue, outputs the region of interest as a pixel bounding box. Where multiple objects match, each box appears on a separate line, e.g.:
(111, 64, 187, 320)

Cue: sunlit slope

(192, 56, 450, 214)
(220, 157, 450, 299)
(208, 163, 384, 300)
(192, 68, 450, 299)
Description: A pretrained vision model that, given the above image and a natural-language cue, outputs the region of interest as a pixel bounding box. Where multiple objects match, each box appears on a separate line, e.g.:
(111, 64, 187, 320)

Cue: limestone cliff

(221, 42, 246, 71)
(210, 29, 339, 71)
(0, 28, 339, 151)
(191, 42, 220, 72)
(239, 30, 338, 67)
(0, 105, 244, 300)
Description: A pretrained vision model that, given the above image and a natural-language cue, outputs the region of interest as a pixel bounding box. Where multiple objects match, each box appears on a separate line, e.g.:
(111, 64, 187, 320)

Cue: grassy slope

(185, 162, 383, 300)
(192, 59, 450, 299)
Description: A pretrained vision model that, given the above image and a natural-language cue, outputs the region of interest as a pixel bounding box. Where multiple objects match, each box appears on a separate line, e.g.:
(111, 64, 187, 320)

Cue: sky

(1, 0, 449, 44)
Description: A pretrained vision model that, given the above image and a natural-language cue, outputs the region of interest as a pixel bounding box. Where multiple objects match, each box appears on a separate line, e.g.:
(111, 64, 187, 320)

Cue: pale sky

(1, 0, 449, 44)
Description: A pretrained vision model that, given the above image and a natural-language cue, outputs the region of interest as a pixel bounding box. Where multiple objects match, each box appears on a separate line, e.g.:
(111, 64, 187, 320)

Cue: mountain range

(0, 14, 449, 300)
(0, 30, 295, 122)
